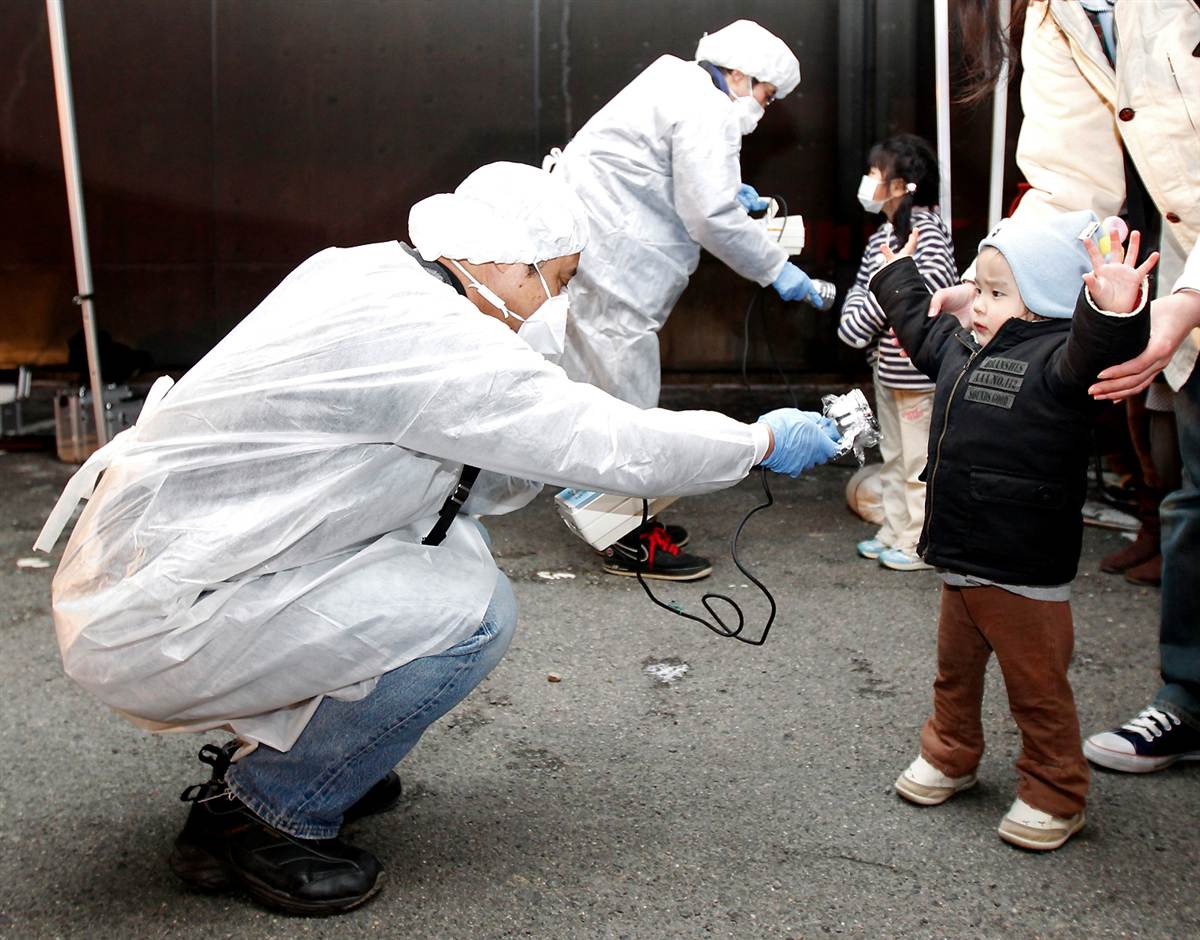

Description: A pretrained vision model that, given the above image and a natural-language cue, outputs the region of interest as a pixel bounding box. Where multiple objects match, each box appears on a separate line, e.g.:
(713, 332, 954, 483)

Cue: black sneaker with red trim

(650, 519, 689, 549)
(603, 522, 712, 581)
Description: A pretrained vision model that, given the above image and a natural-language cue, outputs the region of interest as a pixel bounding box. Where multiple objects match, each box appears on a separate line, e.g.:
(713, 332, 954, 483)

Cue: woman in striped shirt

(837, 133, 958, 571)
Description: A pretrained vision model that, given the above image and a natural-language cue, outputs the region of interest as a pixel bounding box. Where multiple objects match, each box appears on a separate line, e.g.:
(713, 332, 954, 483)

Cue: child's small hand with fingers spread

(879, 228, 919, 265)
(1082, 228, 1159, 314)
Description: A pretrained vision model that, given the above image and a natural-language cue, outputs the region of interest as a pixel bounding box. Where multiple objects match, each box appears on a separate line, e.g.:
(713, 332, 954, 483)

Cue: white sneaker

(894, 755, 977, 806)
(879, 547, 933, 571)
(1083, 706, 1200, 773)
(997, 797, 1085, 851)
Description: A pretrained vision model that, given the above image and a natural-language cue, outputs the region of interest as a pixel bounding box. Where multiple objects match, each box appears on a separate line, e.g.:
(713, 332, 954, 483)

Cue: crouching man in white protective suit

(547, 19, 832, 582)
(34, 162, 841, 915)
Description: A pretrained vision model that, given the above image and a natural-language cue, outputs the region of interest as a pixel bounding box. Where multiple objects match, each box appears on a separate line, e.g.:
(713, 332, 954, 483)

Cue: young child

(837, 134, 958, 571)
(870, 210, 1158, 851)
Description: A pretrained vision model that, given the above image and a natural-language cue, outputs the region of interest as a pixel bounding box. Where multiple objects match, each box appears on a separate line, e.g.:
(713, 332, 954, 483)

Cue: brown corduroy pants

(919, 584, 1090, 817)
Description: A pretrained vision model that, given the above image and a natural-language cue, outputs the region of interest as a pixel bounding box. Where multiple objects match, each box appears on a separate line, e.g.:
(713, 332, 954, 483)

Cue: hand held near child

(772, 262, 833, 309)
(928, 283, 976, 325)
(757, 409, 841, 477)
(1081, 227, 1158, 315)
(1088, 291, 1200, 400)
(878, 230, 961, 336)
(878, 227, 919, 265)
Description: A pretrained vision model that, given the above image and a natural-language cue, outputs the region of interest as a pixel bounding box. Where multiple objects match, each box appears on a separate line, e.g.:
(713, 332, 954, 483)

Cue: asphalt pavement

(0, 449, 1195, 939)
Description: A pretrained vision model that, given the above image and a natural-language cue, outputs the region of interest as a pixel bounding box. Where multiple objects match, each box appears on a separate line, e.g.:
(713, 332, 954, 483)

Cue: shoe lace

(641, 525, 680, 565)
(1122, 706, 1180, 742)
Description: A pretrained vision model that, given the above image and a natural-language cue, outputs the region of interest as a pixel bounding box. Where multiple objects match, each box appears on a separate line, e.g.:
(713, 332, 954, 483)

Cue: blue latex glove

(771, 262, 826, 307)
(736, 183, 770, 213)
(757, 409, 842, 477)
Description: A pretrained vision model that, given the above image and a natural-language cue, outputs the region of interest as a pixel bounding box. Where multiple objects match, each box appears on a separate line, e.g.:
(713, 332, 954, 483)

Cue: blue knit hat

(978, 210, 1100, 319)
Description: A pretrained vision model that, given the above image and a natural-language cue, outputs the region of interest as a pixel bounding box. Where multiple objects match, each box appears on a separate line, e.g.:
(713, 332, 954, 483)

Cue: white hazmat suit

(552, 20, 801, 408)
(37, 164, 769, 752)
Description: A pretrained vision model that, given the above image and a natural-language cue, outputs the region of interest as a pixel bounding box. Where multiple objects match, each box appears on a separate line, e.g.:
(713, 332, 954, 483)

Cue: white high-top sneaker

(998, 797, 1085, 851)
(894, 755, 977, 806)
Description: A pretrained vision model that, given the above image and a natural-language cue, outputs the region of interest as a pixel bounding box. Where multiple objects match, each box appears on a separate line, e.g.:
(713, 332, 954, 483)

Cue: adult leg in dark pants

(1086, 368, 1200, 772)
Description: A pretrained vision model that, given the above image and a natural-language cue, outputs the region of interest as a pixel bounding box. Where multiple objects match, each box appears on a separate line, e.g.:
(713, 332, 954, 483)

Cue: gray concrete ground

(1, 449, 1196, 939)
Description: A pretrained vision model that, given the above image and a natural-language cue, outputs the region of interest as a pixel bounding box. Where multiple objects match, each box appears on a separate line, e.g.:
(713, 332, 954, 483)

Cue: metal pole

(987, 0, 1011, 230)
(933, 0, 952, 229)
(46, 0, 107, 445)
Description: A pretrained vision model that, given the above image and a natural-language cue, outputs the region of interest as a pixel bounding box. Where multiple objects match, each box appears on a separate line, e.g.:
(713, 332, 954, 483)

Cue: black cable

(631, 468, 778, 645)
(740, 288, 759, 393)
(758, 297, 800, 409)
(637, 191, 805, 645)
(741, 193, 799, 408)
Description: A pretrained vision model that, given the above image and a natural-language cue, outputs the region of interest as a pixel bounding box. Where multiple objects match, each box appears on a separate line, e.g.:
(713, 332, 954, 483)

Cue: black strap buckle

(447, 481, 472, 509)
(422, 465, 481, 547)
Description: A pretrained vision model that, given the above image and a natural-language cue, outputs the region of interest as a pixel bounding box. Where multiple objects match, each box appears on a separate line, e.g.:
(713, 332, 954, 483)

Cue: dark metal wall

(2, 0, 1021, 377)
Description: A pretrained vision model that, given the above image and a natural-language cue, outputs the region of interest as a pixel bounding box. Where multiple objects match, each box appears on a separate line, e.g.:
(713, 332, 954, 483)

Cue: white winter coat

(1012, 0, 1200, 386)
(41, 243, 765, 750)
(553, 55, 790, 408)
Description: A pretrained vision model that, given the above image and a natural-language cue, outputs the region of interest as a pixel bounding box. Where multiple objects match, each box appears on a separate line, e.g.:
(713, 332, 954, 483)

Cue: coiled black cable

(631, 468, 778, 645)
(629, 193, 807, 646)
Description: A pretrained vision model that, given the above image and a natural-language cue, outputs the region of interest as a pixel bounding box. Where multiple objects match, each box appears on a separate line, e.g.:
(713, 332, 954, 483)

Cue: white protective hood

(408, 160, 589, 265)
(40, 242, 762, 750)
(695, 19, 801, 98)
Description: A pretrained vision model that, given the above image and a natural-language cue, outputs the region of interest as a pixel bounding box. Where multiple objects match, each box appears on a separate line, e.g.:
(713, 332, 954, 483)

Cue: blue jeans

(225, 571, 516, 839)
(1155, 367, 1200, 731)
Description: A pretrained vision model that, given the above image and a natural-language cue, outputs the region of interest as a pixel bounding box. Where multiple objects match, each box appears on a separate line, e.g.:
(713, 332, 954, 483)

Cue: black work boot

(342, 771, 402, 826)
(169, 743, 384, 915)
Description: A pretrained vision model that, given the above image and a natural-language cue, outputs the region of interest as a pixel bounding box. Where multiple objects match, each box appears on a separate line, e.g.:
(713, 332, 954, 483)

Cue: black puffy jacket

(870, 257, 1149, 585)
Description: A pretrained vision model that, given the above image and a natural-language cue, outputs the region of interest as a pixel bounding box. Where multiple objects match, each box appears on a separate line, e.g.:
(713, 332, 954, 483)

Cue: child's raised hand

(879, 228, 919, 265)
(1083, 227, 1159, 314)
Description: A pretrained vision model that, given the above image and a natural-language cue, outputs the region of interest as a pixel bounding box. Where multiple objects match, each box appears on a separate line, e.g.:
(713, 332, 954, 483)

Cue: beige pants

(873, 371, 934, 555)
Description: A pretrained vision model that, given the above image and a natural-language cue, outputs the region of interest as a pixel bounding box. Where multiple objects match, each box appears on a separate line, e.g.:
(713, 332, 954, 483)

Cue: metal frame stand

(46, 0, 107, 445)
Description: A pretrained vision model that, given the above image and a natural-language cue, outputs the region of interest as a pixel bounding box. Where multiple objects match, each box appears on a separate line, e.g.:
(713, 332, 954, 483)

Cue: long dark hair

(867, 133, 940, 243)
(954, 0, 1035, 105)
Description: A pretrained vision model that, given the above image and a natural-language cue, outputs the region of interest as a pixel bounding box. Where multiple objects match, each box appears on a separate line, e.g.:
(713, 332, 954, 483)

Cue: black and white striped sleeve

(838, 231, 888, 349)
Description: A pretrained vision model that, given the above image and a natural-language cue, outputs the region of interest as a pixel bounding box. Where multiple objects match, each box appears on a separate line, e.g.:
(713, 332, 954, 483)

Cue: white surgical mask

(517, 296, 568, 360)
(731, 94, 765, 135)
(516, 264, 569, 360)
(448, 259, 568, 360)
(857, 174, 885, 213)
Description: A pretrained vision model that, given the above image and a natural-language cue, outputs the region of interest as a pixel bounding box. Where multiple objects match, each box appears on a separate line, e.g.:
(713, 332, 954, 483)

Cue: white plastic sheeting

(552, 55, 790, 408)
(40, 242, 763, 750)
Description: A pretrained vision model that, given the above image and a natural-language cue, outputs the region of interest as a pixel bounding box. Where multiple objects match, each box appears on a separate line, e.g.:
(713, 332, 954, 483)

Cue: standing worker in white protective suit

(547, 19, 832, 581)
(35, 163, 840, 916)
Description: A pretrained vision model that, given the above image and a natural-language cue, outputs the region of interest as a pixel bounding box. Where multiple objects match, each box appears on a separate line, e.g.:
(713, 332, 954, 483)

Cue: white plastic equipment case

(761, 199, 806, 256)
(554, 489, 678, 550)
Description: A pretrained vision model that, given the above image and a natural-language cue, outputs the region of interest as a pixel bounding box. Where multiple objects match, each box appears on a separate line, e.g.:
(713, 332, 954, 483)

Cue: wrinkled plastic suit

(551, 55, 790, 409)
(40, 243, 763, 751)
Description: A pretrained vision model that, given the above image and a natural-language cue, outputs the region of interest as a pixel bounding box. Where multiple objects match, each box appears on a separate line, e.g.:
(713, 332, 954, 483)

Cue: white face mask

(516, 264, 569, 360)
(857, 174, 885, 213)
(449, 259, 568, 360)
(731, 94, 765, 135)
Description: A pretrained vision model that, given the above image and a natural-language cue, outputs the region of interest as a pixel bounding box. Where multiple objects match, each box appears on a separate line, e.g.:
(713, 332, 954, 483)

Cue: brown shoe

(1100, 533, 1159, 573)
(1124, 554, 1162, 587)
